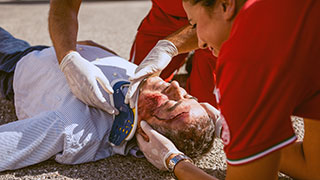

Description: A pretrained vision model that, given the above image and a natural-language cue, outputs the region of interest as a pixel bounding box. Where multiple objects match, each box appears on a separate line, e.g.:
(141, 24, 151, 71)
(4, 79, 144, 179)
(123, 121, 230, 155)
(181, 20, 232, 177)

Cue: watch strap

(167, 154, 193, 172)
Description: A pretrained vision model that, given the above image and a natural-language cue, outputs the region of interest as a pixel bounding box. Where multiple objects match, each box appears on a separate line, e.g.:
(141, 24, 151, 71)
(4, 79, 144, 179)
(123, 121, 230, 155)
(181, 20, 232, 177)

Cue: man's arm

(49, 0, 81, 63)
(77, 40, 118, 56)
(48, 0, 118, 114)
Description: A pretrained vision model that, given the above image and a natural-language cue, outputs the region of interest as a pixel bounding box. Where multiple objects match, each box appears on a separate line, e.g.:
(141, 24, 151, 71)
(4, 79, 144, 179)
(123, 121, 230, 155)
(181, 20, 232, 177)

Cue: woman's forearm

(174, 160, 218, 180)
(165, 25, 199, 54)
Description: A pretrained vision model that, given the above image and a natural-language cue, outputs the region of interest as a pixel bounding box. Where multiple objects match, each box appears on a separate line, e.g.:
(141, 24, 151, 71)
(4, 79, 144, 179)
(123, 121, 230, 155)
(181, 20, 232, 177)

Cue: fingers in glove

(200, 102, 220, 120)
(96, 74, 114, 94)
(136, 133, 150, 153)
(129, 87, 139, 109)
(139, 120, 154, 137)
(137, 126, 149, 142)
(101, 101, 119, 115)
(140, 120, 170, 143)
(136, 133, 146, 146)
(130, 65, 158, 82)
(136, 133, 167, 171)
(91, 80, 108, 104)
(125, 80, 137, 104)
(92, 91, 119, 115)
(125, 77, 144, 107)
(91, 79, 119, 114)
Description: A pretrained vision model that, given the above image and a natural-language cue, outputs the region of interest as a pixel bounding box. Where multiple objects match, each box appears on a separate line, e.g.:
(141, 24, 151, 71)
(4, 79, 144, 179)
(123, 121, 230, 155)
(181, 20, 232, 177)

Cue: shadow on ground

(0, 149, 227, 179)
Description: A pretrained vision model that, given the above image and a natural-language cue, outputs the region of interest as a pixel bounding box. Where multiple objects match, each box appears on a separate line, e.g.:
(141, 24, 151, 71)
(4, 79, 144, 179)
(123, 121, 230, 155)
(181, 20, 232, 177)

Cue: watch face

(167, 154, 193, 171)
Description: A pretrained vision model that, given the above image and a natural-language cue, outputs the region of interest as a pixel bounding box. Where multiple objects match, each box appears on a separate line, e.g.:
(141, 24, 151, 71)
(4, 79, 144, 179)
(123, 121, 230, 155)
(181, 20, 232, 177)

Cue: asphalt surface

(0, 1, 302, 179)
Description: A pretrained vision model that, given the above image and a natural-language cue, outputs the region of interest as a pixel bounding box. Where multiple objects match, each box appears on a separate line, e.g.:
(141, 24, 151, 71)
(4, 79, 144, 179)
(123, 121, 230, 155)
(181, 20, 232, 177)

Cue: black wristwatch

(167, 154, 193, 172)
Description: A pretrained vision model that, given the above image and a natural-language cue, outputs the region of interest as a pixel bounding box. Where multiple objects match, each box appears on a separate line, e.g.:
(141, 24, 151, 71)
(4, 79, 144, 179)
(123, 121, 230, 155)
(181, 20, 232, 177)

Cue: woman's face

(183, 0, 234, 56)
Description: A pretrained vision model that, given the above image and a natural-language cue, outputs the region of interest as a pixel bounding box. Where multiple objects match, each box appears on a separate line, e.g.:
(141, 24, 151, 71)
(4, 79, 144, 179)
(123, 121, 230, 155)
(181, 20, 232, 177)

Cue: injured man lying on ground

(0, 36, 217, 172)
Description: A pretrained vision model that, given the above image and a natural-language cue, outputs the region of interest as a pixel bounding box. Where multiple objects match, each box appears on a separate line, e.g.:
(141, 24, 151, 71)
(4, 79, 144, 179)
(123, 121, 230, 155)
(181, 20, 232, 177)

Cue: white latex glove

(136, 120, 182, 171)
(60, 51, 118, 114)
(125, 40, 178, 108)
(200, 103, 222, 138)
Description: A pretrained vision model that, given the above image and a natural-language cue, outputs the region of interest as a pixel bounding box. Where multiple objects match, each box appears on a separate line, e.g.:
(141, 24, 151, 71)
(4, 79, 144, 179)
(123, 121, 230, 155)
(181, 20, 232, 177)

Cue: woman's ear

(221, 0, 236, 21)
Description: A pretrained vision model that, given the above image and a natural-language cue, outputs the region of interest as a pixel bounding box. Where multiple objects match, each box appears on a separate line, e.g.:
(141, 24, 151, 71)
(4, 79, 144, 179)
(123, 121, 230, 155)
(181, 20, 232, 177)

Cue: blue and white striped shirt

(0, 45, 139, 171)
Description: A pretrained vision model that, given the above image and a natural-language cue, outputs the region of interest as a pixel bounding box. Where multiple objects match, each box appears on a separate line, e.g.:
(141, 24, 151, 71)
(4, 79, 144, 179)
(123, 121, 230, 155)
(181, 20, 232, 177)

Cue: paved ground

(0, 1, 302, 179)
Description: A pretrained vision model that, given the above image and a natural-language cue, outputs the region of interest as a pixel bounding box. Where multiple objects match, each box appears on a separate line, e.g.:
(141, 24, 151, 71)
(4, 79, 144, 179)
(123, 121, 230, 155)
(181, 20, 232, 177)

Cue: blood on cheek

(139, 94, 168, 116)
(145, 94, 167, 109)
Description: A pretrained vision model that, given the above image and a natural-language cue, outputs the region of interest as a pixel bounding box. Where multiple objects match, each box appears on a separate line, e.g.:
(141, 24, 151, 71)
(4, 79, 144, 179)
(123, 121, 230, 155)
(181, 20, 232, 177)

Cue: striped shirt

(0, 45, 139, 171)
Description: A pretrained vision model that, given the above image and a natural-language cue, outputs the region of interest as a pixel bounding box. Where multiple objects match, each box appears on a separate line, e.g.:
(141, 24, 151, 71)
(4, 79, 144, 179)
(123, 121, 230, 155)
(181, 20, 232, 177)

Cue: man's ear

(220, 0, 236, 21)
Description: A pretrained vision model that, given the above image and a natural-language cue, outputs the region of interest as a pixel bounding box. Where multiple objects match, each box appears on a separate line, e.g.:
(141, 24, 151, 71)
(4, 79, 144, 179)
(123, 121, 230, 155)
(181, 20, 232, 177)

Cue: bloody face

(137, 76, 209, 133)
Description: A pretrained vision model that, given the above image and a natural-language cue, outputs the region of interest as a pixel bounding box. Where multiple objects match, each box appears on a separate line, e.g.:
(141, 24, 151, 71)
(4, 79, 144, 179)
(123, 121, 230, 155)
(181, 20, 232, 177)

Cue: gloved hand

(136, 120, 182, 171)
(125, 40, 178, 108)
(60, 51, 118, 114)
(200, 103, 222, 138)
(200, 103, 220, 120)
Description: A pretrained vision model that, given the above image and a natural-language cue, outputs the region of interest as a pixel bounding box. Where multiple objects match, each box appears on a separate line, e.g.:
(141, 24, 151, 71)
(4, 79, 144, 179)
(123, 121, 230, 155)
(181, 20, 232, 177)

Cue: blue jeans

(0, 27, 48, 100)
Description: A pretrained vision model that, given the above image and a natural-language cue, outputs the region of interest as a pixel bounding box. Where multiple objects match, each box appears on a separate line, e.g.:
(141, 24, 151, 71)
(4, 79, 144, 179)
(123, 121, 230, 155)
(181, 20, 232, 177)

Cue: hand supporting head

(137, 76, 216, 158)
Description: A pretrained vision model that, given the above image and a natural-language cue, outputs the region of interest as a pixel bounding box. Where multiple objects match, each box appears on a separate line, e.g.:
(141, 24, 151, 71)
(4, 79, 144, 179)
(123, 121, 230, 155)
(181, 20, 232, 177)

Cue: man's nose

(169, 81, 184, 99)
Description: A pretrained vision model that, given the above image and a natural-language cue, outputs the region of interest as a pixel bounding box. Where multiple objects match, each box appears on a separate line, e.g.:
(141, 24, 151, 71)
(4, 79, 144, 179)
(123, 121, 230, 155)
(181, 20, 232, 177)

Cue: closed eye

(185, 95, 198, 101)
(161, 84, 170, 93)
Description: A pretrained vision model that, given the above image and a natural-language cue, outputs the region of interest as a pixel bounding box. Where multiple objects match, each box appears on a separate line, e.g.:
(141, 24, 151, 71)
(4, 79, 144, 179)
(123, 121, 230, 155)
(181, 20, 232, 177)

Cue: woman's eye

(192, 23, 197, 29)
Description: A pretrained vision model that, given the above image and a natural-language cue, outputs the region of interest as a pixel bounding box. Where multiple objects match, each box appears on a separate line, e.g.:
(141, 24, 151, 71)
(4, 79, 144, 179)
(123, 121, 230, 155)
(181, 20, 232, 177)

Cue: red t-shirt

(130, 0, 218, 107)
(216, 0, 320, 165)
(138, 0, 188, 37)
(152, 0, 187, 17)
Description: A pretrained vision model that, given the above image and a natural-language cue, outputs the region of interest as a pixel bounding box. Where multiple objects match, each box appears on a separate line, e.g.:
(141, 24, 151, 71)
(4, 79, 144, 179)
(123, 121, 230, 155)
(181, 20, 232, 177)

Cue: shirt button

(113, 73, 117, 77)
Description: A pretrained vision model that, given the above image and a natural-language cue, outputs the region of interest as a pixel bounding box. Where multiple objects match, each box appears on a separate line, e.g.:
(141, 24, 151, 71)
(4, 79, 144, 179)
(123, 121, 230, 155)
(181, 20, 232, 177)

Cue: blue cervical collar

(109, 81, 137, 146)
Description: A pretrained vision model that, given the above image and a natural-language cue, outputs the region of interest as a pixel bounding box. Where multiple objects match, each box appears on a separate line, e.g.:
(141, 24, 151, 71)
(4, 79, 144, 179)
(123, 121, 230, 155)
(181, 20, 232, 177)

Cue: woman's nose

(198, 39, 208, 49)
